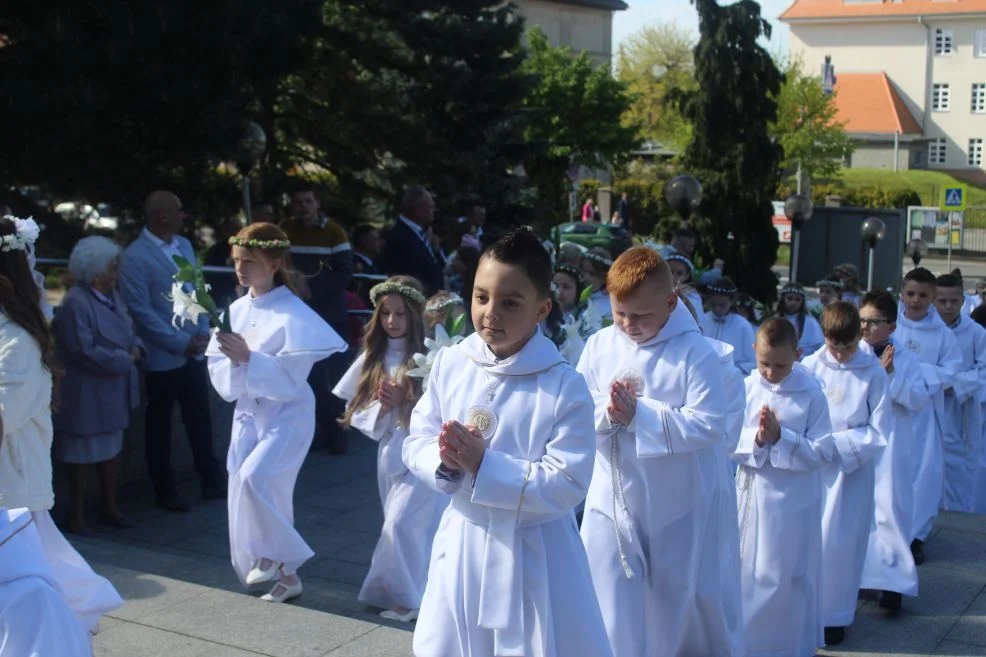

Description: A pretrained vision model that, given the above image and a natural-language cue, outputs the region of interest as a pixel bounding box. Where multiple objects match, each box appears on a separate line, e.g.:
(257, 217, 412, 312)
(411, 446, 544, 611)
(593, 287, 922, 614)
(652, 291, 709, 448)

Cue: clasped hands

(216, 332, 251, 364)
(377, 378, 407, 412)
(606, 380, 637, 427)
(755, 404, 781, 447)
(438, 420, 485, 474)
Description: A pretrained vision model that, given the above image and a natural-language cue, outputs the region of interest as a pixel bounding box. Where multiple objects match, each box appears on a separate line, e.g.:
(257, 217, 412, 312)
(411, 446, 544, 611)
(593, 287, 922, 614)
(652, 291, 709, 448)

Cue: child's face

(709, 294, 732, 318)
(472, 258, 551, 359)
(668, 261, 689, 286)
(756, 338, 801, 384)
(232, 245, 280, 292)
(901, 281, 934, 320)
(825, 338, 858, 364)
(782, 293, 804, 315)
(859, 305, 895, 345)
(934, 285, 964, 325)
(818, 286, 840, 306)
(581, 260, 605, 292)
(379, 294, 409, 339)
(553, 272, 578, 309)
(611, 277, 676, 344)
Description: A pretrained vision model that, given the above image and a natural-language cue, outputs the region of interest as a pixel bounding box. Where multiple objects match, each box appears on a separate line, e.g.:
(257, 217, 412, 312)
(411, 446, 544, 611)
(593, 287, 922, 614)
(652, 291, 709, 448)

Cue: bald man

(119, 191, 225, 512)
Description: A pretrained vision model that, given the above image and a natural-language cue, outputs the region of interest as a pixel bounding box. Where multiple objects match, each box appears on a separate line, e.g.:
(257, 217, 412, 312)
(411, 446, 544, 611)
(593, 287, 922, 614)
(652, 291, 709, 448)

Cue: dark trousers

(308, 349, 353, 444)
(144, 359, 221, 499)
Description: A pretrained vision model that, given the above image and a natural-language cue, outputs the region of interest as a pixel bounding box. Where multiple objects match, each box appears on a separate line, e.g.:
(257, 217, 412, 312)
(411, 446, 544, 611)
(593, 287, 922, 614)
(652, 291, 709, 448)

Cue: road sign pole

(947, 213, 953, 271)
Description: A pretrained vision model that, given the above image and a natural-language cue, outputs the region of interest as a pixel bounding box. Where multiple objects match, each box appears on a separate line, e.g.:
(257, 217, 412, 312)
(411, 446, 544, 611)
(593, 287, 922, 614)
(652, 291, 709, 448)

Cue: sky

(613, 0, 793, 59)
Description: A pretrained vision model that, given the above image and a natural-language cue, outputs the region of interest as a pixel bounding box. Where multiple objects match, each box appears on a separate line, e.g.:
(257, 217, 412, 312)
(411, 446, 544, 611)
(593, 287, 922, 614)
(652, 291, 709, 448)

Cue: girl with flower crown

(776, 283, 824, 357)
(206, 223, 347, 603)
(0, 216, 123, 635)
(333, 275, 446, 623)
(424, 290, 465, 338)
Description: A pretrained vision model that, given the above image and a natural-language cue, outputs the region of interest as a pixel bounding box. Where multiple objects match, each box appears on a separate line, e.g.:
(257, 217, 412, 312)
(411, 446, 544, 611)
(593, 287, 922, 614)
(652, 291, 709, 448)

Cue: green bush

(613, 177, 671, 237)
(578, 178, 602, 206)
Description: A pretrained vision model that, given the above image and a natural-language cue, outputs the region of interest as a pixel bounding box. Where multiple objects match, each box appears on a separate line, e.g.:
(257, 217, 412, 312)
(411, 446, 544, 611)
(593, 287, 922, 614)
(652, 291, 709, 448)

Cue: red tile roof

(832, 72, 923, 135)
(781, 0, 986, 21)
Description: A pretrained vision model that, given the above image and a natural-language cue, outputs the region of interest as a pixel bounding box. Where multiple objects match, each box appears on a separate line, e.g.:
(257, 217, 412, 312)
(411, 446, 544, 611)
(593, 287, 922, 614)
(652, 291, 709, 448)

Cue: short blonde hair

(606, 246, 672, 302)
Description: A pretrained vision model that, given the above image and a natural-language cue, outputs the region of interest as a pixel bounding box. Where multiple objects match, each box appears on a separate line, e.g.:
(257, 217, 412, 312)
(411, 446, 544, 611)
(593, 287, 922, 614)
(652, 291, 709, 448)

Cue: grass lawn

(835, 169, 986, 207)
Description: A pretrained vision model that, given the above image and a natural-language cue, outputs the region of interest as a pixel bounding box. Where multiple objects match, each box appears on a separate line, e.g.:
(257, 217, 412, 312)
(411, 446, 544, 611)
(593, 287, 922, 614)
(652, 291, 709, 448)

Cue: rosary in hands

(756, 404, 781, 446)
(607, 380, 638, 427)
(438, 420, 486, 474)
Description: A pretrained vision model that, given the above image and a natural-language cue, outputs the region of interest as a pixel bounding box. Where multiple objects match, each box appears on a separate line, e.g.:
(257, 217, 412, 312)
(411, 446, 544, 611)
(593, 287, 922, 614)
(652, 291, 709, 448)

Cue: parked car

(550, 221, 633, 255)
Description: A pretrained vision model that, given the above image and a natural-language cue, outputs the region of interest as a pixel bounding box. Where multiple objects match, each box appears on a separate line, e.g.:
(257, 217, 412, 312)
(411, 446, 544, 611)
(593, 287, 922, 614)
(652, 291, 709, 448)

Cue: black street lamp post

(906, 238, 929, 268)
(664, 175, 703, 222)
(784, 194, 814, 284)
(860, 217, 887, 290)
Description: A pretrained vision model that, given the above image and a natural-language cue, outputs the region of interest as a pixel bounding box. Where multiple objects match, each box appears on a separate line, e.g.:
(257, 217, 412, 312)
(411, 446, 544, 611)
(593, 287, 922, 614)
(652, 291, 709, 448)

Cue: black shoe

(156, 495, 191, 513)
(911, 539, 925, 565)
(879, 591, 903, 611)
(202, 481, 227, 501)
(824, 626, 846, 646)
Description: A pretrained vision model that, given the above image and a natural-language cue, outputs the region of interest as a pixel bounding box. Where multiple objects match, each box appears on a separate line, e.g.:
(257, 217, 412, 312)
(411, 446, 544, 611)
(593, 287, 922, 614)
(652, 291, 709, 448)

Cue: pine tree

(671, 0, 784, 303)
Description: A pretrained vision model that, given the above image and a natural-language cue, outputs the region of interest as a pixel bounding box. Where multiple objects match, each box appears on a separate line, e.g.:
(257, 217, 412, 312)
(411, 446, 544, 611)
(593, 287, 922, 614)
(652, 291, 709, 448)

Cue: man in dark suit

(618, 192, 631, 233)
(382, 186, 444, 296)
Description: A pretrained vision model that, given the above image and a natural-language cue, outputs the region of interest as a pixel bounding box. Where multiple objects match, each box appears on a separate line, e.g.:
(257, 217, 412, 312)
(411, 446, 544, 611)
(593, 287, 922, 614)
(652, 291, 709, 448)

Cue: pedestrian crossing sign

(941, 184, 967, 211)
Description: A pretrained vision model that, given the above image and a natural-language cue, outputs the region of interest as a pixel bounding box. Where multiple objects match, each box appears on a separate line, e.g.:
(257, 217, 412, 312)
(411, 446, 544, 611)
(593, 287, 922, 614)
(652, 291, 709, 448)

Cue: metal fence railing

(35, 256, 386, 316)
(962, 206, 986, 253)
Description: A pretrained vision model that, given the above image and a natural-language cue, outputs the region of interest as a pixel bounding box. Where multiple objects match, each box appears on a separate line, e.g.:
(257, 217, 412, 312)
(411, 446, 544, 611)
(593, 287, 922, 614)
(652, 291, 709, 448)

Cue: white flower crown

(425, 292, 463, 314)
(582, 251, 613, 268)
(0, 215, 41, 253)
(370, 281, 427, 308)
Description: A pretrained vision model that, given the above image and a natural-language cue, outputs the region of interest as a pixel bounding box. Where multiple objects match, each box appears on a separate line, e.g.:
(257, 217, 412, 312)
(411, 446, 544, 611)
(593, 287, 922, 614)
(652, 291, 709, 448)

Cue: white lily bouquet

(170, 256, 232, 333)
(576, 286, 612, 340)
(407, 315, 466, 391)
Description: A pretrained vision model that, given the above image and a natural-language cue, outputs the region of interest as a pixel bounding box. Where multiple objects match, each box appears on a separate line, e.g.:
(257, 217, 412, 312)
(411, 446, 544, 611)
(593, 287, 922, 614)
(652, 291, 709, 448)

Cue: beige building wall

(514, 0, 615, 65)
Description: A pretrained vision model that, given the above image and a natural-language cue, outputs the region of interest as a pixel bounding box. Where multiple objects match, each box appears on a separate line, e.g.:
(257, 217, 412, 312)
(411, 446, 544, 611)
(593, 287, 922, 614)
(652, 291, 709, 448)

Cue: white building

(781, 0, 986, 173)
(514, 0, 628, 65)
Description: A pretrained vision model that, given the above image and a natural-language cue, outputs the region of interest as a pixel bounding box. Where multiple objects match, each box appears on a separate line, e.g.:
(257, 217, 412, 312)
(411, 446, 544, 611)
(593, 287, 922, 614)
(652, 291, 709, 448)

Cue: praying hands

(756, 404, 781, 447)
(607, 380, 637, 427)
(438, 420, 486, 474)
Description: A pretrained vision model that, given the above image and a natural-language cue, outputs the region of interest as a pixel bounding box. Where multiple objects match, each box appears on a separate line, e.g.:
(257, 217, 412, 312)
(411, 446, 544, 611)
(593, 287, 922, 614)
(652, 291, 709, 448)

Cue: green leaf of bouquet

(450, 313, 465, 336)
(579, 286, 592, 304)
(171, 255, 197, 283)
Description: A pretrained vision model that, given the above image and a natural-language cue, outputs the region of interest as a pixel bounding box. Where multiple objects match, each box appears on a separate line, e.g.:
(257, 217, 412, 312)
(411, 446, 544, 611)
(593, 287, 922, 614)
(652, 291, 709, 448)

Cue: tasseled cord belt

(610, 434, 635, 579)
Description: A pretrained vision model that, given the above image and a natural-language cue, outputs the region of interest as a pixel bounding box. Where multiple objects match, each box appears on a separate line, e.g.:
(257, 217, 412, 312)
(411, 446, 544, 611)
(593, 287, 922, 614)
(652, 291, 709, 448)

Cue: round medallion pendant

(465, 404, 499, 440)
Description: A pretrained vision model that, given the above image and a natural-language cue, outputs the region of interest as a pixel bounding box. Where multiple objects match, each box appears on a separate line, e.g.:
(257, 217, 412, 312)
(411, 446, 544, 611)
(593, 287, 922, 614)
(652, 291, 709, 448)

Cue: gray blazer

(52, 285, 142, 436)
(118, 230, 208, 372)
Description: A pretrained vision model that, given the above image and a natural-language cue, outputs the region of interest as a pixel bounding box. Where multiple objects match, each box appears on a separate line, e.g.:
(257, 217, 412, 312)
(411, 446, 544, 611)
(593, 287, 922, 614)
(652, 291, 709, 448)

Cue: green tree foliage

(772, 58, 854, 183)
(521, 27, 639, 227)
(671, 0, 784, 303)
(615, 22, 696, 151)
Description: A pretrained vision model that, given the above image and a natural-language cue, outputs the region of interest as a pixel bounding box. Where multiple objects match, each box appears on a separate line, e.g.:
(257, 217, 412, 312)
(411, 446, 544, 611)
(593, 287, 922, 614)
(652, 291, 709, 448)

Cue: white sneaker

(246, 561, 279, 586)
(380, 608, 418, 623)
(260, 579, 303, 603)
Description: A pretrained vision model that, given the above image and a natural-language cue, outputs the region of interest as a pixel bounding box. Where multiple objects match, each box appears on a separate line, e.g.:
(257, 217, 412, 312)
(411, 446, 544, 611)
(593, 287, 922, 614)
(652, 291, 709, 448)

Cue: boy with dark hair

(895, 268, 961, 563)
(934, 274, 986, 513)
(804, 302, 890, 646)
(857, 291, 922, 611)
(577, 246, 736, 656)
(404, 228, 612, 657)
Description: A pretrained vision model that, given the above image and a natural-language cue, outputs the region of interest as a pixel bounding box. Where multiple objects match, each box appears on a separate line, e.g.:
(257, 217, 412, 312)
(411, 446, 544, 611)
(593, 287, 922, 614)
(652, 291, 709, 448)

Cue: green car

(550, 222, 633, 254)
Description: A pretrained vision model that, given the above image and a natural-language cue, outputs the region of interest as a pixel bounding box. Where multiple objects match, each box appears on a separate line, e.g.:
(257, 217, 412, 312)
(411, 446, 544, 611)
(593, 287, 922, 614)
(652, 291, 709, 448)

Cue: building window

(933, 83, 951, 112)
(970, 139, 984, 167)
(930, 139, 947, 165)
(974, 84, 986, 113)
(977, 29, 986, 57)
(935, 28, 954, 55)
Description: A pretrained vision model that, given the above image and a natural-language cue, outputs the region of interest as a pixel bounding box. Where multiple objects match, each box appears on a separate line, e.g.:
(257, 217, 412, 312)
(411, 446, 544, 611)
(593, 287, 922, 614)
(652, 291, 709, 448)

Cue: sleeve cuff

(634, 398, 671, 458)
(471, 449, 526, 509)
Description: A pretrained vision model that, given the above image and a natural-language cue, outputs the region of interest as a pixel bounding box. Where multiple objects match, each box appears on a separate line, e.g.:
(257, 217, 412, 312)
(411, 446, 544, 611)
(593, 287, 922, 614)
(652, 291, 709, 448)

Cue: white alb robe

(785, 313, 823, 357)
(803, 348, 890, 628)
(858, 338, 923, 597)
(940, 316, 986, 513)
(705, 311, 757, 374)
(706, 338, 746, 657)
(963, 294, 982, 316)
(732, 366, 833, 657)
(894, 308, 962, 541)
(404, 331, 612, 657)
(333, 340, 446, 611)
(589, 289, 612, 323)
(0, 508, 92, 657)
(577, 303, 735, 657)
(207, 285, 347, 585)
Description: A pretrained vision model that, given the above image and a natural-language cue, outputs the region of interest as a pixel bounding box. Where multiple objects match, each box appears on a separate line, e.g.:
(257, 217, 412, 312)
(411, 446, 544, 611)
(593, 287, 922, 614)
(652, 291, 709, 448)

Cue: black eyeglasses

(860, 318, 889, 327)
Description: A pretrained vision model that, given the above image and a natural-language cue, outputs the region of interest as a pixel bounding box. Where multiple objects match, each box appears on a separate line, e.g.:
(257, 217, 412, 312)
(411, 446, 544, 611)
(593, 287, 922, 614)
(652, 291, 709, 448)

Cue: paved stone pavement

(69, 431, 986, 656)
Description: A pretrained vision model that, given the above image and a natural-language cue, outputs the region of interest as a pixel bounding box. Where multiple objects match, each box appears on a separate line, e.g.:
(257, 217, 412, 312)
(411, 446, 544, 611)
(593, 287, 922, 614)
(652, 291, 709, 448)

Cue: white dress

(894, 308, 962, 541)
(858, 339, 923, 597)
(206, 286, 347, 585)
(0, 508, 92, 657)
(333, 340, 446, 611)
(705, 312, 757, 374)
(963, 293, 982, 316)
(732, 365, 833, 657)
(0, 313, 123, 634)
(803, 348, 890, 628)
(577, 303, 736, 657)
(785, 313, 823, 356)
(940, 316, 986, 513)
(404, 332, 613, 657)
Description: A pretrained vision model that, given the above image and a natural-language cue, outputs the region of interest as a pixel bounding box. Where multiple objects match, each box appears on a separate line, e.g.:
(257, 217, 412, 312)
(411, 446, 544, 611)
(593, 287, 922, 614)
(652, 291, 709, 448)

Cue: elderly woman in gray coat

(53, 236, 143, 535)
